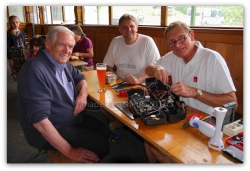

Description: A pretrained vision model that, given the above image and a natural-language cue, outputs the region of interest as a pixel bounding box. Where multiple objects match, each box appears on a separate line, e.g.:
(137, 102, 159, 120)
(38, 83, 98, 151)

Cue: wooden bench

(48, 150, 81, 163)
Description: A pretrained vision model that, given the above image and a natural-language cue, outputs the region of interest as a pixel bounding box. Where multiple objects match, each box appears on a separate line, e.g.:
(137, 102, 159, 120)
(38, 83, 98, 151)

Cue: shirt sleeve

(210, 52, 236, 93)
(103, 38, 117, 67)
(19, 65, 52, 123)
(142, 36, 161, 65)
(84, 37, 93, 49)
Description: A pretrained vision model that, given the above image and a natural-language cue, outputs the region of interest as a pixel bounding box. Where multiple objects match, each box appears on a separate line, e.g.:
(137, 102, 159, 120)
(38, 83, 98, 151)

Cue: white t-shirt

(155, 41, 236, 114)
(103, 34, 160, 78)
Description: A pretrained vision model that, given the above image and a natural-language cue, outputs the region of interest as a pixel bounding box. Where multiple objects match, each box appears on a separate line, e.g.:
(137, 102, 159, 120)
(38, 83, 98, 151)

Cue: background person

(69, 25, 94, 71)
(38, 35, 46, 47)
(7, 15, 26, 82)
(144, 20, 238, 163)
(25, 36, 40, 60)
(102, 13, 161, 142)
(17, 26, 111, 163)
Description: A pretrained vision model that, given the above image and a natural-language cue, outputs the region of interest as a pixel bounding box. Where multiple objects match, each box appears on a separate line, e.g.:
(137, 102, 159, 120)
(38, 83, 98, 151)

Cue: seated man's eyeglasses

(167, 31, 190, 48)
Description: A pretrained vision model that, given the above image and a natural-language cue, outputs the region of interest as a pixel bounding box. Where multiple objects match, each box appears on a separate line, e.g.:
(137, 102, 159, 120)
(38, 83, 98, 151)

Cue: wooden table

(82, 70, 239, 164)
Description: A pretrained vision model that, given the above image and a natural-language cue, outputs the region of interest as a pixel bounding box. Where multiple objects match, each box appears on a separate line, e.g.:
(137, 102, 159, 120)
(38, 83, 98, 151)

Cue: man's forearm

(145, 63, 156, 77)
(76, 79, 88, 98)
(136, 74, 150, 84)
(33, 118, 72, 155)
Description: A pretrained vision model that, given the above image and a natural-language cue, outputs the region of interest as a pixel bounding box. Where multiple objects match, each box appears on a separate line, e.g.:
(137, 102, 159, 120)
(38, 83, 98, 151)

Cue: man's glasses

(167, 32, 190, 48)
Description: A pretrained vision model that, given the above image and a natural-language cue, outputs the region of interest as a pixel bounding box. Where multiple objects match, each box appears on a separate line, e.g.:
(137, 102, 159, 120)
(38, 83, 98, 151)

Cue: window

(28, 6, 39, 24)
(112, 6, 160, 25)
(8, 6, 25, 23)
(64, 6, 75, 24)
(7, 6, 243, 27)
(174, 6, 243, 27)
(211, 10, 217, 17)
(84, 6, 109, 24)
(44, 6, 51, 24)
(51, 6, 63, 24)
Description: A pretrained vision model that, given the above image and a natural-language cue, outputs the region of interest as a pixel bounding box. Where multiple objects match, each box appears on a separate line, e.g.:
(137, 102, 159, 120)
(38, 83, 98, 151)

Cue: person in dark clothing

(26, 37, 40, 60)
(17, 26, 111, 163)
(38, 35, 46, 47)
(7, 15, 26, 82)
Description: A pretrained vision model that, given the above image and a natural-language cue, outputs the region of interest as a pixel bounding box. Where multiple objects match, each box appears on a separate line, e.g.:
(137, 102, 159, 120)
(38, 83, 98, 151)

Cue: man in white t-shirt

(103, 14, 160, 84)
(144, 21, 238, 163)
(102, 13, 160, 142)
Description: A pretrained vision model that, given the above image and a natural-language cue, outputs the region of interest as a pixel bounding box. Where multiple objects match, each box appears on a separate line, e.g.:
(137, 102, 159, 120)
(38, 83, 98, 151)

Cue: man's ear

(45, 39, 51, 48)
(190, 30, 195, 41)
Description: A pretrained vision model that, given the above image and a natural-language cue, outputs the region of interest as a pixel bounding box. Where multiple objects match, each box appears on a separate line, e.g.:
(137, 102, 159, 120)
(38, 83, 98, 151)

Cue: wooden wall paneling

(194, 31, 242, 45)
(42, 25, 56, 35)
(94, 32, 111, 63)
(19, 24, 27, 33)
(26, 23, 35, 37)
(41, 25, 49, 35)
(110, 33, 120, 40)
(34, 25, 42, 35)
(209, 43, 228, 58)
(85, 26, 119, 34)
(83, 31, 96, 62)
(83, 31, 95, 43)
(152, 37, 167, 57)
(160, 37, 171, 56)
(199, 41, 206, 48)
(206, 42, 243, 114)
(151, 37, 161, 50)
(138, 27, 166, 38)
(226, 44, 243, 115)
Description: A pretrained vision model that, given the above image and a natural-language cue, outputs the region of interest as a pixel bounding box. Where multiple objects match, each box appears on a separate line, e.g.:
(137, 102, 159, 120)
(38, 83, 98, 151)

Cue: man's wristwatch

(196, 89, 202, 98)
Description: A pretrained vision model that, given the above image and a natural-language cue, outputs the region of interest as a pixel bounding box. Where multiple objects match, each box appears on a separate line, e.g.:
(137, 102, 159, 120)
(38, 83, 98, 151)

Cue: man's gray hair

(119, 13, 138, 26)
(47, 26, 75, 45)
(164, 21, 191, 40)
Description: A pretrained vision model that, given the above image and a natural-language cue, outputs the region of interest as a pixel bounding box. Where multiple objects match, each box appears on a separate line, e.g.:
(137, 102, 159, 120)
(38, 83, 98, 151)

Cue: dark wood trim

(25, 6, 31, 23)
(62, 6, 65, 23)
(109, 6, 112, 25)
(161, 6, 167, 26)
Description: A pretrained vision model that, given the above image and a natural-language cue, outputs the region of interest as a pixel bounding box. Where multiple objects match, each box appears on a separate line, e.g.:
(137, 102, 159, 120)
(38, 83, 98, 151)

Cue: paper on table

(71, 56, 78, 59)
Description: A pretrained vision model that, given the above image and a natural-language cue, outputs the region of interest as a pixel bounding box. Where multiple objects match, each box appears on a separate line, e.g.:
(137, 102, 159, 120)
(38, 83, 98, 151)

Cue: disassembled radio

(116, 78, 187, 126)
(127, 89, 167, 125)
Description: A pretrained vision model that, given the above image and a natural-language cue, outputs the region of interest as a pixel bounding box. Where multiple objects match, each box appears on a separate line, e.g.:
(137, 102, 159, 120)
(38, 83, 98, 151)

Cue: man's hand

(124, 74, 140, 84)
(74, 93, 87, 116)
(34, 119, 99, 163)
(153, 66, 169, 85)
(170, 82, 196, 97)
(74, 80, 88, 116)
(67, 147, 100, 163)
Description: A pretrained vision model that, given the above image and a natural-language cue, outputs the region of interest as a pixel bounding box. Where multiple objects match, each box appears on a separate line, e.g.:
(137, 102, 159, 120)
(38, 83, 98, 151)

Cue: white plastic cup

(107, 73, 117, 85)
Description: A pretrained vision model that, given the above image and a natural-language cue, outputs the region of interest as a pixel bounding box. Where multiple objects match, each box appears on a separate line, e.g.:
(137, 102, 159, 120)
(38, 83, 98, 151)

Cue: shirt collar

(43, 49, 67, 71)
(181, 41, 202, 65)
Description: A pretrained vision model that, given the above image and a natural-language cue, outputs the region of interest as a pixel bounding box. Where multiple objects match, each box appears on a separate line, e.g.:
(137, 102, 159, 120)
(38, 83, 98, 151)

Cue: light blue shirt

(44, 50, 74, 102)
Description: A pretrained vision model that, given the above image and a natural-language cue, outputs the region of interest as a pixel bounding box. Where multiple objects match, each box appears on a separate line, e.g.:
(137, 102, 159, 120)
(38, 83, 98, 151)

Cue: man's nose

(173, 40, 181, 47)
(63, 46, 71, 53)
